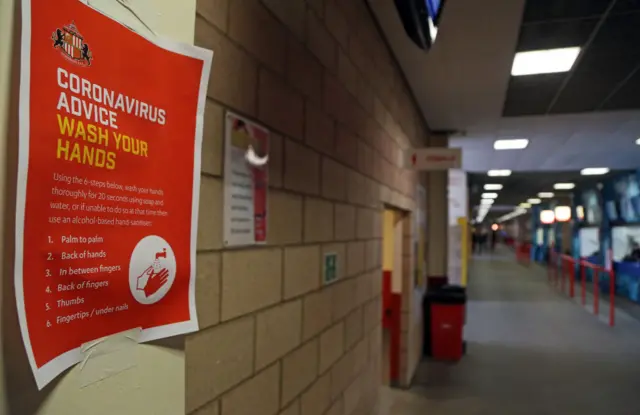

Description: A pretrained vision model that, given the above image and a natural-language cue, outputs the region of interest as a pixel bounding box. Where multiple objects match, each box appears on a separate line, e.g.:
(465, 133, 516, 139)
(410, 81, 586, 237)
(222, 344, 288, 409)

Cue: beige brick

(306, 0, 325, 18)
(287, 37, 323, 102)
(334, 203, 356, 241)
(325, 0, 350, 50)
(306, 9, 337, 71)
(346, 241, 365, 277)
(262, 0, 306, 39)
(191, 400, 220, 415)
(221, 249, 282, 320)
(304, 198, 334, 242)
(346, 170, 366, 206)
(269, 132, 284, 188)
(330, 349, 354, 399)
(201, 99, 224, 176)
(268, 191, 303, 245)
(284, 139, 321, 195)
(323, 73, 352, 125)
(186, 317, 255, 411)
(325, 398, 344, 415)
(282, 340, 320, 405)
(302, 288, 332, 341)
(229, 0, 286, 73)
(343, 377, 363, 415)
(197, 0, 229, 32)
(332, 278, 356, 322)
(305, 103, 336, 156)
(357, 141, 374, 178)
(356, 208, 375, 239)
(284, 245, 321, 299)
(337, 50, 358, 98)
(336, 126, 359, 169)
(319, 322, 344, 373)
(364, 239, 381, 270)
(352, 339, 368, 377)
(321, 158, 347, 201)
(196, 253, 221, 329)
(321, 243, 346, 283)
(370, 272, 382, 298)
(259, 69, 304, 139)
(256, 300, 303, 370)
(195, 17, 257, 116)
(300, 373, 331, 415)
(198, 176, 223, 250)
(363, 297, 381, 332)
(372, 210, 382, 238)
(221, 364, 280, 415)
(355, 273, 370, 307)
(279, 401, 300, 415)
(368, 324, 382, 360)
(344, 307, 364, 349)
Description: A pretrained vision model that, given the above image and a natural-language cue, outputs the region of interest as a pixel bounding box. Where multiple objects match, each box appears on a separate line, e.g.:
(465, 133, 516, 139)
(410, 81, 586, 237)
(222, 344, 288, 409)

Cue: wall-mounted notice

(323, 252, 338, 285)
(224, 112, 269, 247)
(16, 0, 212, 389)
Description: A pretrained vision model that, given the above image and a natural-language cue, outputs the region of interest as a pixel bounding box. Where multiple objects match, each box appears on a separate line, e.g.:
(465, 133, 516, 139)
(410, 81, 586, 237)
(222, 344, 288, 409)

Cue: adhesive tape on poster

(245, 145, 269, 167)
(78, 327, 142, 387)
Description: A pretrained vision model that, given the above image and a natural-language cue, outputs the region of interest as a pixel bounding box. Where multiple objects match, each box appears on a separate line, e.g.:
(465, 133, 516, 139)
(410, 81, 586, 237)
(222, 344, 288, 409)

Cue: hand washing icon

(129, 237, 176, 305)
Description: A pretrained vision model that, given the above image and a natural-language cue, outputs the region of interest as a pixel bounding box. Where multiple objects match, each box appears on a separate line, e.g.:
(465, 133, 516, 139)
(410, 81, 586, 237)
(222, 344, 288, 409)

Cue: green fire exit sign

(323, 252, 338, 285)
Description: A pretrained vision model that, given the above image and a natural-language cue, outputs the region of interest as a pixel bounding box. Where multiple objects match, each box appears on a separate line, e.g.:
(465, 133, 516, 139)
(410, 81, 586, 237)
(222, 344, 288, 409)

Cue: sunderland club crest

(52, 21, 93, 66)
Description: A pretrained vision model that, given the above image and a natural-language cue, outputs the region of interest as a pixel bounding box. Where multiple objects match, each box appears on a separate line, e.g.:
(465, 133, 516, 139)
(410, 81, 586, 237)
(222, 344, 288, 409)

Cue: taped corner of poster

(78, 327, 142, 387)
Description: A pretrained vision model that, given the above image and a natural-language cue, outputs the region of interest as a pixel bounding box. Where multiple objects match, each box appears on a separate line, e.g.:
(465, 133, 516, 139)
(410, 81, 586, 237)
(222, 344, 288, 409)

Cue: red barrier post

(609, 270, 615, 327)
(593, 269, 599, 316)
(581, 262, 586, 305)
(569, 258, 575, 298)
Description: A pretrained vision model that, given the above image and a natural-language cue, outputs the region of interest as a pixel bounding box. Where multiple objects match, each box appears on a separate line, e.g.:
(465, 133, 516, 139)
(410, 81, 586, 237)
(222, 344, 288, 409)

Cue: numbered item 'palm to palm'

(136, 266, 170, 298)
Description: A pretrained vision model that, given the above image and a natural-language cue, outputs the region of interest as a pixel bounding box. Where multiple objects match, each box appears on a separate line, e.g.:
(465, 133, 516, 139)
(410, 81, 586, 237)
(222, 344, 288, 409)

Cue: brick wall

(187, 0, 431, 414)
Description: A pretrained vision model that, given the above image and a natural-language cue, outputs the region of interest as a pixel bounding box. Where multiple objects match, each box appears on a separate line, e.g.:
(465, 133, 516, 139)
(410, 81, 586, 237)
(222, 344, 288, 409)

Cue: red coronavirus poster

(16, 0, 212, 388)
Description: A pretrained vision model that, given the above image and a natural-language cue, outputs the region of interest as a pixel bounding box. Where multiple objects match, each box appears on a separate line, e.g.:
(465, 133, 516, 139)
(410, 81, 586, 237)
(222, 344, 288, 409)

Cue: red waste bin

(430, 292, 465, 361)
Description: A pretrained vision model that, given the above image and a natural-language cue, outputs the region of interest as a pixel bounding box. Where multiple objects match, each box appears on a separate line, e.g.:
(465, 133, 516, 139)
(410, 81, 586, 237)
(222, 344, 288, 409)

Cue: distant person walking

(491, 230, 497, 251)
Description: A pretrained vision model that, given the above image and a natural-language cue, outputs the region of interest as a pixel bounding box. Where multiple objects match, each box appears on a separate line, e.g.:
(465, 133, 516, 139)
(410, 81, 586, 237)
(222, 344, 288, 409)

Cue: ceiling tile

(522, 0, 610, 22)
(503, 73, 567, 116)
(517, 19, 598, 51)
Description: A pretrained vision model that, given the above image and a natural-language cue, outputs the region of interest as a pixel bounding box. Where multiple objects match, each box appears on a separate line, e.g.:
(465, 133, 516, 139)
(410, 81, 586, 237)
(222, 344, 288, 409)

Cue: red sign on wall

(16, 0, 212, 388)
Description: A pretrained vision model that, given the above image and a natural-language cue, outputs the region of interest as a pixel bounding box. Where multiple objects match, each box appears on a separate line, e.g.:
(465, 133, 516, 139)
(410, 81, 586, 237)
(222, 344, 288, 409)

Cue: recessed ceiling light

(528, 198, 541, 204)
(519, 202, 531, 208)
(636, 138, 640, 145)
(554, 183, 575, 190)
(482, 193, 498, 199)
(487, 170, 512, 177)
(538, 192, 554, 198)
(484, 184, 503, 191)
(480, 199, 494, 205)
(581, 167, 609, 176)
(494, 139, 529, 150)
(511, 47, 581, 76)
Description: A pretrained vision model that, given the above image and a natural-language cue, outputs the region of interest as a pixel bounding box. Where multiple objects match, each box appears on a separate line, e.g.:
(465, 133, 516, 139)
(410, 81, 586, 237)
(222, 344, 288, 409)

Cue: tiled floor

(383, 249, 640, 415)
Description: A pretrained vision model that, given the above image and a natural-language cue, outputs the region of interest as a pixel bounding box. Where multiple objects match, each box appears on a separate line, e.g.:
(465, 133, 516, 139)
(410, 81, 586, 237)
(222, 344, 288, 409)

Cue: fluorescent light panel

(538, 192, 554, 198)
(511, 47, 581, 76)
(494, 139, 529, 150)
(554, 182, 575, 190)
(519, 202, 531, 208)
(487, 170, 511, 177)
(482, 193, 498, 199)
(581, 167, 609, 176)
(480, 199, 494, 205)
(528, 198, 541, 204)
(484, 184, 503, 191)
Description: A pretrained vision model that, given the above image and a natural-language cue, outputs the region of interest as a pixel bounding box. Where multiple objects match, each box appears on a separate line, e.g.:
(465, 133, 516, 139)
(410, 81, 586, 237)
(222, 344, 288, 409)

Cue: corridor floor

(383, 250, 640, 415)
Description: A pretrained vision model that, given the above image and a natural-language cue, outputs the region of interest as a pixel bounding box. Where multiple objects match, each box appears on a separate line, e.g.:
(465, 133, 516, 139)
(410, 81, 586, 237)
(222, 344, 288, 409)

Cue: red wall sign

(16, 0, 212, 388)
